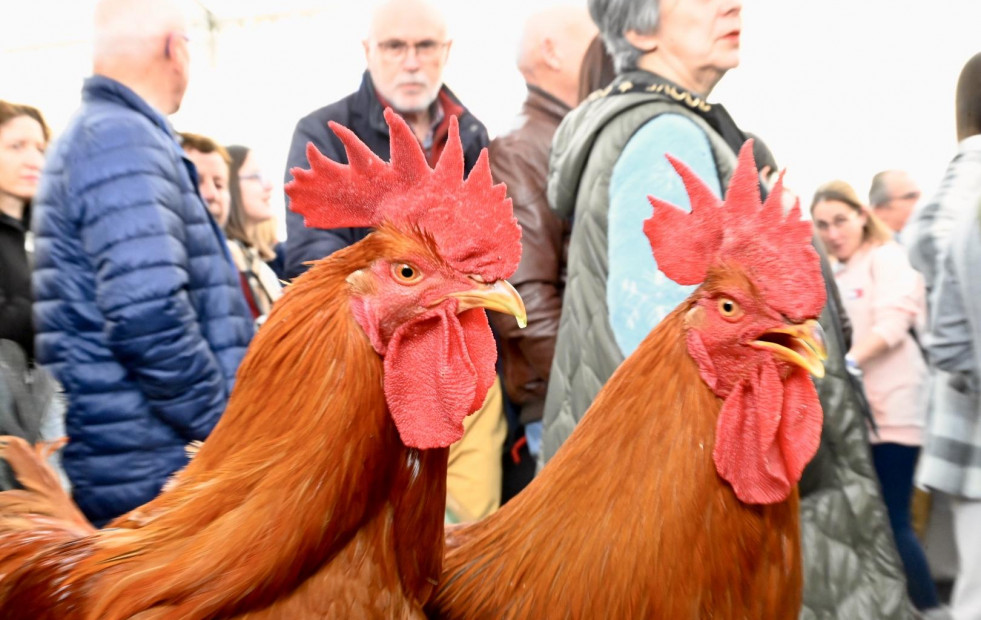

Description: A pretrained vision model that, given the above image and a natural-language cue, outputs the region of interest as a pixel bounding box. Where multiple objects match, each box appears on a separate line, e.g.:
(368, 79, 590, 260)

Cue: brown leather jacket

(488, 86, 571, 424)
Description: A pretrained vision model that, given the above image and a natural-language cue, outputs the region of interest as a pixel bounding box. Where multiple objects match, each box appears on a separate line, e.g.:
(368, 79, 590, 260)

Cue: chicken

(429, 141, 827, 619)
(0, 108, 525, 620)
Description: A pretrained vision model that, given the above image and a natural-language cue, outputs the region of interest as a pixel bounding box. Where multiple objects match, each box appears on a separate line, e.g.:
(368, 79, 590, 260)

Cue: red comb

(644, 141, 825, 320)
(286, 108, 521, 281)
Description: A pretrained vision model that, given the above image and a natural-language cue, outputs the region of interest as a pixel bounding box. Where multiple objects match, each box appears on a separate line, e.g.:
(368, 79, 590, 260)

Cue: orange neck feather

(433, 303, 801, 619)
(79, 244, 449, 619)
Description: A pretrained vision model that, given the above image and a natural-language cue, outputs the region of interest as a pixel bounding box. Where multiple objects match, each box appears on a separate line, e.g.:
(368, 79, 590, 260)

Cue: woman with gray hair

(541, 0, 914, 617)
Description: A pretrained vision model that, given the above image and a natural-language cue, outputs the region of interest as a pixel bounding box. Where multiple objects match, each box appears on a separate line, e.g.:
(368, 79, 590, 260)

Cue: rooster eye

(392, 263, 423, 284)
(718, 298, 741, 318)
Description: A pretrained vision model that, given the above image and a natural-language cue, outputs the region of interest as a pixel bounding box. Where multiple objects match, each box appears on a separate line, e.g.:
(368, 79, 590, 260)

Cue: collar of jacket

(0, 210, 26, 234)
(523, 84, 571, 123)
(82, 75, 177, 139)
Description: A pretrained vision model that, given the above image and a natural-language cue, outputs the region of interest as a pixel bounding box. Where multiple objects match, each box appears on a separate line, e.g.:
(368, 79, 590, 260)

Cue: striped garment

(910, 138, 981, 498)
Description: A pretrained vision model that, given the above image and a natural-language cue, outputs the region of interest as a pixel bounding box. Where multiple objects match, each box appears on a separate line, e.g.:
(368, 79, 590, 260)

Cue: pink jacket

(834, 241, 928, 445)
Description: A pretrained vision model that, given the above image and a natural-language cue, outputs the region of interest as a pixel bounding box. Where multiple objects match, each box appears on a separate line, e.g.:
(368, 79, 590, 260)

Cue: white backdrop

(4, 0, 981, 234)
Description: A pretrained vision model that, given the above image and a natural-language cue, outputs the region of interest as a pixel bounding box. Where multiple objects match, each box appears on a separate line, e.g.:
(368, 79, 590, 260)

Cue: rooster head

(645, 141, 827, 504)
(286, 108, 525, 449)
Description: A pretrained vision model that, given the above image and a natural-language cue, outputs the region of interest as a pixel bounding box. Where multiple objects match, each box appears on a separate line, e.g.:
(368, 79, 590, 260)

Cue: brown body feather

(430, 302, 802, 619)
(0, 236, 449, 619)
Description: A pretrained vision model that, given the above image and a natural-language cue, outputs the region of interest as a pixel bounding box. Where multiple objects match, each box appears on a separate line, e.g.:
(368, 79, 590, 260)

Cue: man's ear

(443, 39, 453, 62)
(624, 29, 658, 55)
(362, 39, 371, 62)
(541, 36, 561, 72)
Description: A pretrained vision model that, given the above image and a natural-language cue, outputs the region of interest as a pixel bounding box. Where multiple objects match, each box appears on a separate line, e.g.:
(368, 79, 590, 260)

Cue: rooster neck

(434, 305, 803, 619)
(81, 259, 451, 619)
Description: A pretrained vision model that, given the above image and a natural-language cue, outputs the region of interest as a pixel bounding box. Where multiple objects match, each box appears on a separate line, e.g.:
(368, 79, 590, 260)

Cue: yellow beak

(449, 280, 527, 328)
(750, 319, 827, 378)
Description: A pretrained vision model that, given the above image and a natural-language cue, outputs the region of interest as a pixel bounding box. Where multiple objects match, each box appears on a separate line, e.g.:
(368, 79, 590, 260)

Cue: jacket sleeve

(869, 243, 925, 348)
(283, 114, 362, 279)
(929, 226, 977, 380)
(606, 114, 715, 356)
(907, 151, 981, 292)
(72, 128, 229, 441)
(487, 139, 564, 413)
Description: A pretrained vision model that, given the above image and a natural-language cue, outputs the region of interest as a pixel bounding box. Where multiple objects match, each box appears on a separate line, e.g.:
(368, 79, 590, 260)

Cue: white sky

(3, 0, 981, 234)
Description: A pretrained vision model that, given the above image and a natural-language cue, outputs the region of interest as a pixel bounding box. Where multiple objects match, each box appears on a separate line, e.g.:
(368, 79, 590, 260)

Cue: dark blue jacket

(282, 71, 489, 279)
(32, 76, 254, 525)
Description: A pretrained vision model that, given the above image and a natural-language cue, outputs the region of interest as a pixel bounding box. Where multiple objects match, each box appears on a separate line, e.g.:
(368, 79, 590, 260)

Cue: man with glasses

(284, 0, 502, 524)
(283, 0, 488, 279)
(869, 169, 921, 235)
(30, 0, 253, 526)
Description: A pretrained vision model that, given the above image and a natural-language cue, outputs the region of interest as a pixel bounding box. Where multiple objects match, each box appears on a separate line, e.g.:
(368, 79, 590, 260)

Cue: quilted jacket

(542, 72, 914, 619)
(32, 76, 253, 525)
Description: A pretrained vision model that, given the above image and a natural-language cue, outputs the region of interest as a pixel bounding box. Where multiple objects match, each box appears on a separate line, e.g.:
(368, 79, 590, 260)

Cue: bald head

(92, 0, 191, 115)
(956, 51, 981, 141)
(517, 6, 597, 108)
(869, 170, 920, 233)
(363, 0, 451, 117)
(367, 0, 448, 41)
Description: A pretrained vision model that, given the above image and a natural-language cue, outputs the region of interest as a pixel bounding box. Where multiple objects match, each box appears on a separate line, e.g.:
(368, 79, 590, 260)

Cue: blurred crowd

(2, 0, 981, 618)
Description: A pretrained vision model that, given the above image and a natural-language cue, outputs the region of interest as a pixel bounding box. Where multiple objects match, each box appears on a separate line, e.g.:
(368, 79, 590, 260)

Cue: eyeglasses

(239, 172, 270, 186)
(376, 39, 447, 61)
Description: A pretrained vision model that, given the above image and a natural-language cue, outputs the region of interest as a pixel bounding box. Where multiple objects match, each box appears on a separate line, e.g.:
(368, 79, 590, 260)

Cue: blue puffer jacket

(32, 76, 254, 525)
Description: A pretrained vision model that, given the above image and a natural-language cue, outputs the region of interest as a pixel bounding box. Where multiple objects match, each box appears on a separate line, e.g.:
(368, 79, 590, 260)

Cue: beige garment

(227, 240, 283, 319)
(446, 377, 507, 523)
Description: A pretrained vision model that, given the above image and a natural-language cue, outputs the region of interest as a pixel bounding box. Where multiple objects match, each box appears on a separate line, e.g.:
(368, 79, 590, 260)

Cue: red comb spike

(384, 108, 430, 183)
(644, 154, 725, 285)
(434, 116, 464, 186)
(645, 139, 826, 320)
(284, 108, 521, 282)
(329, 120, 386, 173)
(723, 141, 762, 216)
(288, 143, 371, 229)
(463, 149, 493, 194)
(665, 154, 727, 217)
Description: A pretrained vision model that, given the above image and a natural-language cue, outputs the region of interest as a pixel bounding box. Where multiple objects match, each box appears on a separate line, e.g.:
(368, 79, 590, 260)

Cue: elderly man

(283, 0, 488, 278)
(486, 6, 595, 478)
(284, 0, 499, 522)
(869, 169, 921, 234)
(31, 0, 253, 525)
(909, 51, 981, 620)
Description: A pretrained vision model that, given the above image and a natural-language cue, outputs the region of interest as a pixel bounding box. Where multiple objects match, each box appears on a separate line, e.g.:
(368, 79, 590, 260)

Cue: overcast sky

(4, 0, 981, 230)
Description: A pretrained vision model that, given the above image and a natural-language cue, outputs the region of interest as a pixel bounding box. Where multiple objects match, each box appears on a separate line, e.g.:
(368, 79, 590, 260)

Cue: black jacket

(282, 71, 489, 279)
(0, 207, 32, 360)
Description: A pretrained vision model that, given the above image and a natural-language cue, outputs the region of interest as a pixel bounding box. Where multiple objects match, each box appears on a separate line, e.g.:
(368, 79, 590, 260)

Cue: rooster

(429, 142, 828, 619)
(0, 108, 525, 619)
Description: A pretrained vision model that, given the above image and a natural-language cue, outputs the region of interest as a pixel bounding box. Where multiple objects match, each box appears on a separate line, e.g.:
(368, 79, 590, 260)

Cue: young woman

(225, 145, 282, 323)
(811, 180, 941, 614)
(0, 100, 48, 360)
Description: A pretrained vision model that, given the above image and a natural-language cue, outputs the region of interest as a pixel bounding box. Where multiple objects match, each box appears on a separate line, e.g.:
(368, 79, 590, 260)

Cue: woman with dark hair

(576, 34, 616, 103)
(811, 180, 942, 615)
(225, 145, 282, 324)
(0, 100, 49, 360)
(0, 100, 64, 491)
